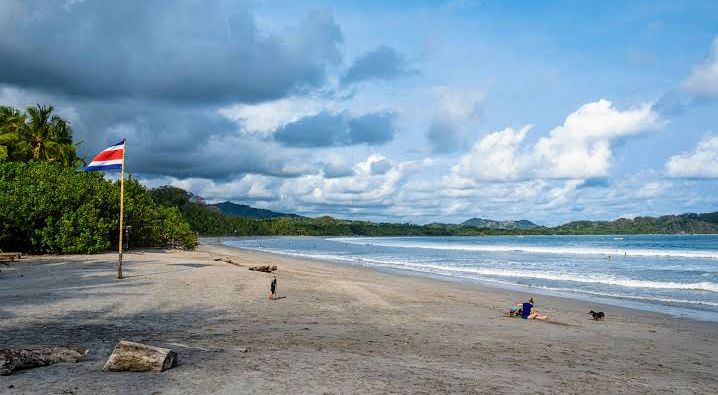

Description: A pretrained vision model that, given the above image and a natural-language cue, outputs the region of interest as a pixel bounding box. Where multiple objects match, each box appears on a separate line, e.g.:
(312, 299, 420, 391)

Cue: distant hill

(553, 212, 718, 234)
(461, 218, 541, 230)
(211, 201, 302, 220)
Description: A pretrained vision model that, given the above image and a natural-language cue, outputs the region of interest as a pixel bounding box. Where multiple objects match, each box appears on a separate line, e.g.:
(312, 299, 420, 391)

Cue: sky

(1, 0, 717, 225)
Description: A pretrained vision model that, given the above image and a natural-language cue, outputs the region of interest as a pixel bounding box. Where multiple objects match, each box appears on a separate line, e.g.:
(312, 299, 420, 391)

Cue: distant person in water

(270, 276, 277, 300)
(521, 297, 548, 320)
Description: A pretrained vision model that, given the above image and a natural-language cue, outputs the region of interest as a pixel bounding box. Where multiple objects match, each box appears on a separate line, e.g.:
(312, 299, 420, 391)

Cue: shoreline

(216, 237, 718, 324)
(1, 243, 717, 393)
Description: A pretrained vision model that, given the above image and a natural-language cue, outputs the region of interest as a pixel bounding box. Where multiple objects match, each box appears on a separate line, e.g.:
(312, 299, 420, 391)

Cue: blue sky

(1, 0, 717, 225)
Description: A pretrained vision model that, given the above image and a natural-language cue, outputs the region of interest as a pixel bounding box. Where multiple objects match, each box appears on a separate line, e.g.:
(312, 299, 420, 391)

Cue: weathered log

(248, 265, 277, 273)
(103, 341, 177, 373)
(213, 256, 240, 266)
(0, 346, 88, 376)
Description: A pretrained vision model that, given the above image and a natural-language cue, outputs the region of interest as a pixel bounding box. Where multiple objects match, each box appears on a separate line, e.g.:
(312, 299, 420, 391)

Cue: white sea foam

(333, 238, 718, 259)
(228, 243, 718, 294)
(533, 286, 718, 308)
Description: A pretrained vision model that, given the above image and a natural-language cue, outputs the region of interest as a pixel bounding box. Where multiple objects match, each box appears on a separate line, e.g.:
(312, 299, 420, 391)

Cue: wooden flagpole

(117, 142, 126, 279)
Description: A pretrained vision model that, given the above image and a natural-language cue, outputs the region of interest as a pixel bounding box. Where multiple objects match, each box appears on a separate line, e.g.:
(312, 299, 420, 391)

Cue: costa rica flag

(85, 139, 125, 171)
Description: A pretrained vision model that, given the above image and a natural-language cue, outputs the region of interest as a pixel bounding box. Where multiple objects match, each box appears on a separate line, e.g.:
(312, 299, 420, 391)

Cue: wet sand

(1, 242, 717, 394)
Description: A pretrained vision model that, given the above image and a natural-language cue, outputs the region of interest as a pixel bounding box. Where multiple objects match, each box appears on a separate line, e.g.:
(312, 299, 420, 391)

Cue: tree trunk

(0, 346, 88, 376)
(103, 341, 177, 373)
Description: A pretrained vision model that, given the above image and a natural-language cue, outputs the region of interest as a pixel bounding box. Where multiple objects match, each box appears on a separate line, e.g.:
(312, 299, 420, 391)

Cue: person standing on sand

(270, 276, 277, 300)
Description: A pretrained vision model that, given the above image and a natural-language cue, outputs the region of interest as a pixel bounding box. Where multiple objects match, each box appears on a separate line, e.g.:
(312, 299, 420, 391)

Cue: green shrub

(0, 161, 197, 253)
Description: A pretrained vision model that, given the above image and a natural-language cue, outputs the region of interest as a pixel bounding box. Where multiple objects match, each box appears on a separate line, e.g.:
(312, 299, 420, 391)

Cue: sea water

(224, 235, 718, 321)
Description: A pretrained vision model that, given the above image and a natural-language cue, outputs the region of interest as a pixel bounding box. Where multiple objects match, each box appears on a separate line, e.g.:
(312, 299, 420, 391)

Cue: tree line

(150, 186, 718, 237)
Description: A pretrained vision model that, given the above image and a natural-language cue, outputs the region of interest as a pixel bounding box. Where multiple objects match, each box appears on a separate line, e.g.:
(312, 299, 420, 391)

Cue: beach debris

(103, 341, 177, 373)
(213, 256, 240, 266)
(0, 346, 88, 376)
(235, 347, 248, 353)
(248, 265, 277, 273)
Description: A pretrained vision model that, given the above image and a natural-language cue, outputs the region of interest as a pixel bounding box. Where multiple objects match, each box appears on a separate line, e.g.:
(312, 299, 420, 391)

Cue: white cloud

(450, 99, 660, 183)
(533, 99, 660, 178)
(665, 134, 718, 178)
(219, 96, 329, 135)
(140, 174, 279, 202)
(681, 37, 718, 98)
(451, 125, 530, 181)
(279, 154, 435, 213)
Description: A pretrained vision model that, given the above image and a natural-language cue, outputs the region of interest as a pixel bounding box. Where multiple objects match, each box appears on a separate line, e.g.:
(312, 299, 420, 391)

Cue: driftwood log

(248, 265, 277, 273)
(213, 256, 240, 266)
(0, 346, 88, 376)
(103, 341, 177, 373)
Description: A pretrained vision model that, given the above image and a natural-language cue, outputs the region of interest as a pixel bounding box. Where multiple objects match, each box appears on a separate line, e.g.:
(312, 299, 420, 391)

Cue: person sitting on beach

(521, 298, 548, 320)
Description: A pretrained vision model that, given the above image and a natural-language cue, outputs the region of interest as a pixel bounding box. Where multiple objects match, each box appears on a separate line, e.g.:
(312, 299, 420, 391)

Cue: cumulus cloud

(277, 154, 435, 216)
(451, 99, 660, 183)
(533, 99, 660, 178)
(452, 126, 530, 181)
(0, 0, 343, 103)
(342, 46, 416, 85)
(665, 134, 718, 178)
(219, 96, 328, 135)
(143, 174, 280, 202)
(273, 110, 397, 147)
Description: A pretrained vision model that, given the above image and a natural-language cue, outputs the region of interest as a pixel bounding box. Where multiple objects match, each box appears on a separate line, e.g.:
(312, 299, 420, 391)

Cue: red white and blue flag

(85, 139, 125, 171)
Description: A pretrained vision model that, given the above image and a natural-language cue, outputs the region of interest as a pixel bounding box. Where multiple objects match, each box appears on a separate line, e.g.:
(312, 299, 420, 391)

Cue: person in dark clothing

(521, 297, 548, 320)
(270, 276, 277, 300)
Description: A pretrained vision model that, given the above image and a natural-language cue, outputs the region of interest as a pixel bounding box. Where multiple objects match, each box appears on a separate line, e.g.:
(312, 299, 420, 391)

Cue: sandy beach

(1, 241, 717, 394)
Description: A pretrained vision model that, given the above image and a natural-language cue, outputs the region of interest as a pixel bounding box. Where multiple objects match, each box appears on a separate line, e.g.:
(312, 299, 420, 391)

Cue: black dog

(588, 310, 605, 320)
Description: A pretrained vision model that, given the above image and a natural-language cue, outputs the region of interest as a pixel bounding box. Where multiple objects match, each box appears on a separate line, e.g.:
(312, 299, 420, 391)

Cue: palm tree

(0, 106, 24, 160)
(0, 104, 80, 165)
(16, 104, 78, 163)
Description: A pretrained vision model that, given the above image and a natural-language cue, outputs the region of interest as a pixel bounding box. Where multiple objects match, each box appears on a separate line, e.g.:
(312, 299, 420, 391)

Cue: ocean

(224, 234, 718, 321)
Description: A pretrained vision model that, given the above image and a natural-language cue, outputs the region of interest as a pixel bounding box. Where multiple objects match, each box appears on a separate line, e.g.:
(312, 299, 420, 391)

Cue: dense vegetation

(0, 161, 197, 253)
(150, 186, 718, 237)
(551, 213, 718, 234)
(0, 104, 197, 254)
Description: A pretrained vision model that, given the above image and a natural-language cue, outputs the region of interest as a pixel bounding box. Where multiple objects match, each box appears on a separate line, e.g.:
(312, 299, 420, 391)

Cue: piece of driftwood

(248, 265, 277, 273)
(0, 346, 88, 376)
(213, 256, 240, 266)
(103, 341, 177, 373)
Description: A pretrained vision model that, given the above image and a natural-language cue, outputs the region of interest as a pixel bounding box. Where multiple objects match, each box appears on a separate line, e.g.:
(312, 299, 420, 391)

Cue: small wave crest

(333, 238, 718, 259)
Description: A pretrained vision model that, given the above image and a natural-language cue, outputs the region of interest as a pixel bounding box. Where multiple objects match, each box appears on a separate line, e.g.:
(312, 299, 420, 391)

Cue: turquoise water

(225, 235, 718, 320)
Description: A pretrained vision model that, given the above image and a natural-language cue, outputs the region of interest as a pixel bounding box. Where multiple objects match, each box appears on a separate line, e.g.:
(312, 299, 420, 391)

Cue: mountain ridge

(211, 201, 302, 220)
(460, 218, 541, 230)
